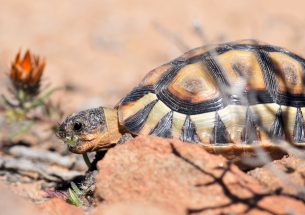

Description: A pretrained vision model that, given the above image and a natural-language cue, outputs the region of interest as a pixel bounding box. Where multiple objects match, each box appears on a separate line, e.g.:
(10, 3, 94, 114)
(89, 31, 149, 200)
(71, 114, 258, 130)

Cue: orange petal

(20, 50, 32, 74)
(10, 65, 18, 81)
(14, 52, 21, 64)
(31, 63, 45, 85)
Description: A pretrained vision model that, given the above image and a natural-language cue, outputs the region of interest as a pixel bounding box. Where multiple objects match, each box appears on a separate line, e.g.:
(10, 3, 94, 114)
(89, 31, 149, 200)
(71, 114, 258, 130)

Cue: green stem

(28, 87, 61, 110)
(82, 153, 91, 169)
(17, 90, 26, 109)
(9, 120, 34, 140)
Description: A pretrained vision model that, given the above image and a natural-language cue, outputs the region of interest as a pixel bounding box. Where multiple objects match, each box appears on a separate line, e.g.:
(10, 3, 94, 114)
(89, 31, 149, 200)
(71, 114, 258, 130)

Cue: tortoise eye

(73, 122, 83, 132)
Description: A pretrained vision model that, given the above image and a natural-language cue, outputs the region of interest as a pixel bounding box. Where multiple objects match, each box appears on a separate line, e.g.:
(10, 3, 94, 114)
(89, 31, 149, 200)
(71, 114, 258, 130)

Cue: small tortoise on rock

(57, 40, 305, 160)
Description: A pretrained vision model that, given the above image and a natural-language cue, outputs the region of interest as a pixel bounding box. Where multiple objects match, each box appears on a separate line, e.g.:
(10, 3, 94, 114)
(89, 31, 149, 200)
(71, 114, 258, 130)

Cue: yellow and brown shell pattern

(117, 41, 305, 147)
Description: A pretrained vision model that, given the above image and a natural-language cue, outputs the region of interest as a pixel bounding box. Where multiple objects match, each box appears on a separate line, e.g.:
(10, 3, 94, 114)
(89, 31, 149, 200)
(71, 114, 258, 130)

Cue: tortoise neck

(103, 107, 123, 144)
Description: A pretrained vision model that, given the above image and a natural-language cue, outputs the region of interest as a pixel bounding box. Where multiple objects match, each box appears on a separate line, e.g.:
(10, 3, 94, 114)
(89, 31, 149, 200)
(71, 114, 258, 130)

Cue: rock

(95, 136, 305, 214)
(0, 182, 85, 215)
(92, 201, 176, 215)
(248, 155, 305, 196)
(38, 198, 85, 215)
(0, 182, 40, 215)
(258, 196, 305, 215)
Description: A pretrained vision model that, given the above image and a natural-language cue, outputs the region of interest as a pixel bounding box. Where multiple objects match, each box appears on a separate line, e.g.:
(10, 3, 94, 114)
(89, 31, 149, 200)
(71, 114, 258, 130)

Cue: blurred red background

(1, 0, 305, 114)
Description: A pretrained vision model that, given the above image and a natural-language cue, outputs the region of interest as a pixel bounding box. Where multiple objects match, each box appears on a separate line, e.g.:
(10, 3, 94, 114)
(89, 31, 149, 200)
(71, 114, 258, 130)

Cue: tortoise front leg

(117, 133, 134, 145)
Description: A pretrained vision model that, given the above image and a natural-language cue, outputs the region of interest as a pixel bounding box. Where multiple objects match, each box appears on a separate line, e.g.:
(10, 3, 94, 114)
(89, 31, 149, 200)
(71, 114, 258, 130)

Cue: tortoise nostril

(56, 125, 66, 138)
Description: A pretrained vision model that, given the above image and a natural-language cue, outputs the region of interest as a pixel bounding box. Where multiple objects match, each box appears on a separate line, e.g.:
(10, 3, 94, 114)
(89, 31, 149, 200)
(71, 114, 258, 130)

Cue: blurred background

(1, 0, 305, 113)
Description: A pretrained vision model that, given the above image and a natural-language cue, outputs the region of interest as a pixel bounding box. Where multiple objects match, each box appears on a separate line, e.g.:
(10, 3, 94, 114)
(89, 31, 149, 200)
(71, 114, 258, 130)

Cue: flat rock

(95, 136, 305, 214)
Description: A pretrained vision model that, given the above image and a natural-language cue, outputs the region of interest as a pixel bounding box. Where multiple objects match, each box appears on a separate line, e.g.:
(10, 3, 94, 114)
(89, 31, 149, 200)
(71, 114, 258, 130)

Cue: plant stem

(82, 153, 91, 169)
(17, 90, 26, 109)
(28, 87, 61, 110)
(9, 120, 34, 140)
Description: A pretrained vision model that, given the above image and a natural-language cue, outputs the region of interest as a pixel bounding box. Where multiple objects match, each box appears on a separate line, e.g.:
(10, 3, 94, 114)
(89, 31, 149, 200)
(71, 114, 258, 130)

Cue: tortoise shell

(117, 40, 305, 154)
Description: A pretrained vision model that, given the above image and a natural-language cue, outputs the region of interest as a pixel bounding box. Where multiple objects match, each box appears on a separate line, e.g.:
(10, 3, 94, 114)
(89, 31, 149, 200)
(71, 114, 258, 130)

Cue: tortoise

(57, 40, 305, 161)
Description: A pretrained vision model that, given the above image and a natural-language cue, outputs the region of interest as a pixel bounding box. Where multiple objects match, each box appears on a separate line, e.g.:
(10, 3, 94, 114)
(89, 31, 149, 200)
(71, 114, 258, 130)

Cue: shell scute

(217, 50, 266, 91)
(167, 62, 220, 103)
(140, 63, 173, 87)
(269, 52, 305, 95)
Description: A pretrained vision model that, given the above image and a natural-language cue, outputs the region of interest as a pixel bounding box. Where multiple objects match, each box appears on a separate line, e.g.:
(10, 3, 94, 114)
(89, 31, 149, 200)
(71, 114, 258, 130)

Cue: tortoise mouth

(65, 135, 96, 154)
(66, 134, 116, 154)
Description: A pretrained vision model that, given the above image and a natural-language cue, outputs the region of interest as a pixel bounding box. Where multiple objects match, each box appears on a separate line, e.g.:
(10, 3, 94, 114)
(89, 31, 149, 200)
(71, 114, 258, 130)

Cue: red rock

(0, 182, 85, 215)
(95, 136, 305, 214)
(248, 155, 305, 195)
(257, 196, 305, 215)
(38, 198, 85, 215)
(0, 183, 40, 215)
(92, 201, 176, 215)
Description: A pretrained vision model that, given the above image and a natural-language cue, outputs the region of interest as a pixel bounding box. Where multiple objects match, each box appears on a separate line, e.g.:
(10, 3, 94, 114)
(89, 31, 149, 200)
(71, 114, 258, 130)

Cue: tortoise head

(57, 107, 122, 154)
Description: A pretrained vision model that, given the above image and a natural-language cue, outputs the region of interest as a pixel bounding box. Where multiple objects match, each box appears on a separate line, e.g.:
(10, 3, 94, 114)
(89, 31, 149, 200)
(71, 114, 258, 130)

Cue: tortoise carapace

(57, 40, 305, 158)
